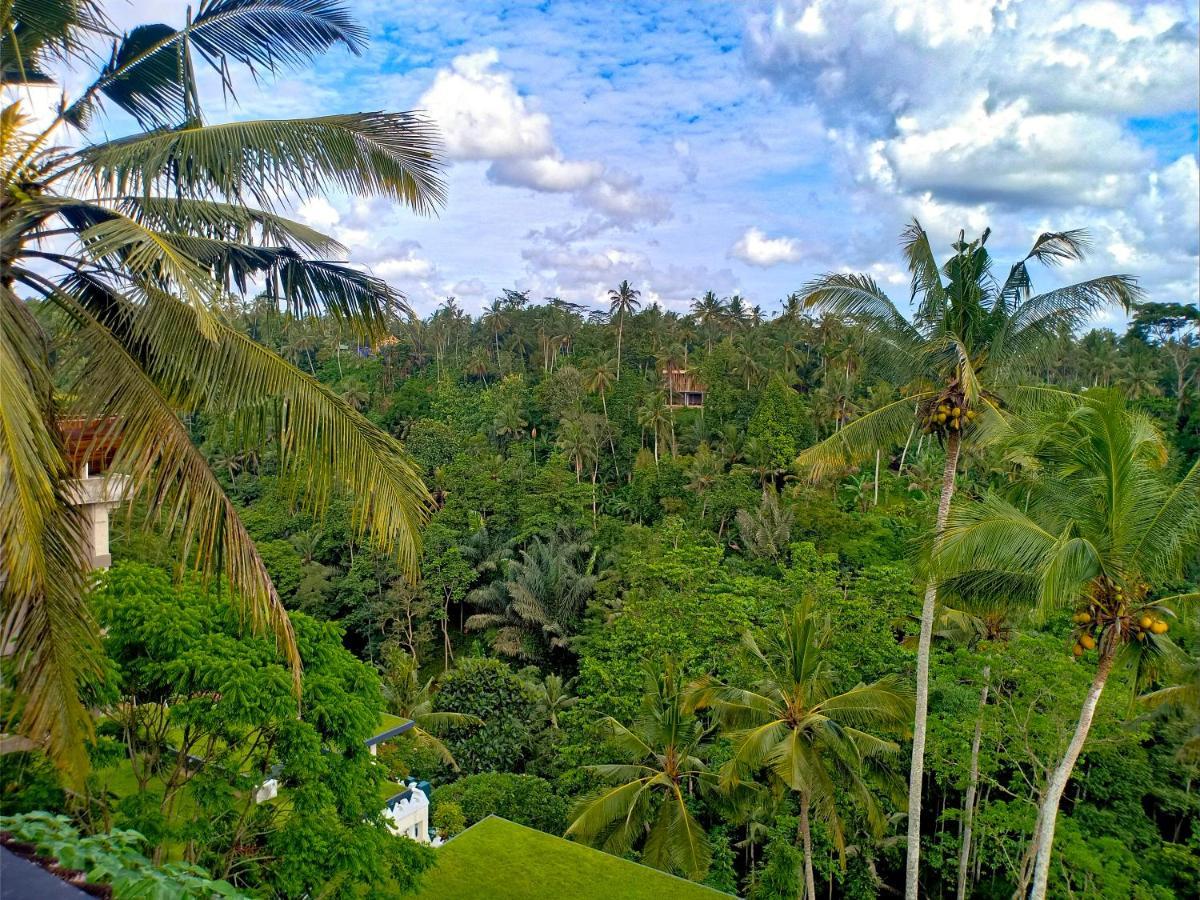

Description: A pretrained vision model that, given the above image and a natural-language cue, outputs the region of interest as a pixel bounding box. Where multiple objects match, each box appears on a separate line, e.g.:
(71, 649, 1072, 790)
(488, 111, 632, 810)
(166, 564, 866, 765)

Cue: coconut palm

(520, 669, 578, 730)
(378, 644, 481, 770)
(795, 222, 1139, 898)
(607, 279, 641, 378)
(637, 389, 673, 463)
(1, 0, 443, 774)
(556, 411, 600, 482)
(931, 392, 1200, 899)
(689, 604, 913, 900)
(566, 658, 717, 880)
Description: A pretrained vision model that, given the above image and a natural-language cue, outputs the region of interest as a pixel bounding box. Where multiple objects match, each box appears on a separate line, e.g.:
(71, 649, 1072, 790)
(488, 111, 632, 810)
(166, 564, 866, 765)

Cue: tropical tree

(1, 0, 443, 774)
(795, 222, 1139, 898)
(607, 279, 641, 378)
(932, 393, 1200, 899)
(566, 658, 717, 880)
(637, 389, 673, 463)
(689, 605, 913, 900)
(519, 668, 578, 730)
(465, 532, 599, 659)
(378, 644, 482, 770)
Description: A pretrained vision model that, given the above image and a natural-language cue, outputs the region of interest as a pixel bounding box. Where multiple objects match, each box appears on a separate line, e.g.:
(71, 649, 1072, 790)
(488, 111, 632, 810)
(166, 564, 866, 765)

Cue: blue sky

(94, 2, 1200, 321)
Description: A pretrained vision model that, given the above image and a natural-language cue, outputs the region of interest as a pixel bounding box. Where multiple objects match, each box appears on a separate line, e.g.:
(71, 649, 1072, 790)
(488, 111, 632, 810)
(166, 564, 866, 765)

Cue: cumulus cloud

(418, 49, 670, 227)
(731, 227, 806, 267)
(743, 0, 1199, 312)
(373, 241, 437, 280)
(419, 49, 554, 161)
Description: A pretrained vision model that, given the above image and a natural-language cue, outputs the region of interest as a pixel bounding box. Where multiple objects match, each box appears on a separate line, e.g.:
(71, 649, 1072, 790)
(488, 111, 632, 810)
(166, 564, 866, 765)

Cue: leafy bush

(436, 658, 539, 775)
(0, 811, 241, 897)
(432, 773, 566, 834)
(431, 801, 466, 839)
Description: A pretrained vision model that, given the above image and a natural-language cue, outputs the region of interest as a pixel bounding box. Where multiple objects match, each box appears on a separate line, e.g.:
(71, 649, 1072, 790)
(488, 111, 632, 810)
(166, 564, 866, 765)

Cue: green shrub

(432, 773, 566, 834)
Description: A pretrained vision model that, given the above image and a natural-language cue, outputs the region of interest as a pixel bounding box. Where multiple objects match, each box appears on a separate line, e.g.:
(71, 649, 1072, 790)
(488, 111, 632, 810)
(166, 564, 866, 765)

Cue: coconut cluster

(921, 395, 977, 436)
(1071, 577, 1167, 657)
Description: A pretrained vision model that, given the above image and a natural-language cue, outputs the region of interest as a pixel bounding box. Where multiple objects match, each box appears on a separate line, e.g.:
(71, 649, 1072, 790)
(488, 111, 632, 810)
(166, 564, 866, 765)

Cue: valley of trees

(2, 3, 1198, 899)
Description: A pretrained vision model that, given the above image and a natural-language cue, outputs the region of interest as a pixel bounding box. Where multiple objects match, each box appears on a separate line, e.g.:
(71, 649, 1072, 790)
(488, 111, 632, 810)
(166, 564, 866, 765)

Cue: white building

(383, 786, 430, 843)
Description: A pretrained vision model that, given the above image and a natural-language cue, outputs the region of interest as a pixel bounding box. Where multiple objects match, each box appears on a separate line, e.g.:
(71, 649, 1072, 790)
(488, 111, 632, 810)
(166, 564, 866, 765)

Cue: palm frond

(44, 281, 301, 682)
(797, 393, 935, 480)
(66, 0, 367, 128)
(77, 113, 445, 214)
(0, 288, 100, 779)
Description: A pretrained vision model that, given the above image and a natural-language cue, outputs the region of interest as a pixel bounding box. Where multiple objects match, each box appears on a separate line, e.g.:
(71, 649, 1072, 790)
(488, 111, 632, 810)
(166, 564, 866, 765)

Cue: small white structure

(253, 778, 279, 804)
(383, 788, 429, 843)
(66, 468, 130, 570)
(61, 418, 129, 570)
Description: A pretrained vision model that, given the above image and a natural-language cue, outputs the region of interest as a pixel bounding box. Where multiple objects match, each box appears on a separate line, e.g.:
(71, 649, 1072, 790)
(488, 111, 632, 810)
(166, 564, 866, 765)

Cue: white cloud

(731, 227, 806, 267)
(489, 155, 604, 192)
(418, 49, 554, 161)
(418, 49, 670, 228)
(373, 242, 436, 280)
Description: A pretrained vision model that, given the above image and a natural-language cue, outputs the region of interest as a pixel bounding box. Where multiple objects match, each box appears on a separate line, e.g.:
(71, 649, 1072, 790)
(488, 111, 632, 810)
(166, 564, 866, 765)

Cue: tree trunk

(616, 319, 623, 379)
(899, 408, 918, 473)
(1028, 650, 1115, 899)
(800, 791, 817, 900)
(904, 428, 962, 900)
(873, 448, 881, 506)
(957, 664, 990, 900)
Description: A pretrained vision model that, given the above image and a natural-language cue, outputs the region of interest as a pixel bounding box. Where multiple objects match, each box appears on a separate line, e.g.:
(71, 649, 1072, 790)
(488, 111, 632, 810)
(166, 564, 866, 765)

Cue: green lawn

(417, 816, 734, 899)
(376, 712, 410, 733)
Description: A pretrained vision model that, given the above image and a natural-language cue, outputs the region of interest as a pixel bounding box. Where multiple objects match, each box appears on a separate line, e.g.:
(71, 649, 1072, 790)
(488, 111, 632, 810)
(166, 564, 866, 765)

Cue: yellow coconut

(1151, 621, 1169, 635)
(1080, 634, 1096, 650)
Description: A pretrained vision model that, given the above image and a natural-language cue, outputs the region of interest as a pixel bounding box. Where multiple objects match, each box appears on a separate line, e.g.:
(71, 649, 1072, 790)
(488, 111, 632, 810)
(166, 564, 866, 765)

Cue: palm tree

(796, 223, 1139, 898)
(378, 645, 481, 770)
(520, 669, 578, 730)
(465, 532, 599, 659)
(1, 0, 443, 773)
(585, 355, 620, 475)
(690, 290, 724, 349)
(481, 299, 510, 368)
(607, 279, 641, 379)
(637, 390, 673, 463)
(566, 658, 717, 880)
(556, 411, 600, 482)
(690, 604, 913, 900)
(932, 393, 1200, 899)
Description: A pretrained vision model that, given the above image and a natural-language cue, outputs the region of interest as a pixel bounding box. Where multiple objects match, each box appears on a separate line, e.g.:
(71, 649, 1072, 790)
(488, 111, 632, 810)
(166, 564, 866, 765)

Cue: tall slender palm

(690, 290, 723, 349)
(585, 355, 618, 472)
(481, 298, 510, 368)
(378, 645, 481, 770)
(566, 658, 717, 880)
(795, 222, 1139, 898)
(932, 393, 1200, 899)
(637, 389, 672, 463)
(607, 279, 641, 379)
(1, 0, 444, 774)
(690, 605, 913, 899)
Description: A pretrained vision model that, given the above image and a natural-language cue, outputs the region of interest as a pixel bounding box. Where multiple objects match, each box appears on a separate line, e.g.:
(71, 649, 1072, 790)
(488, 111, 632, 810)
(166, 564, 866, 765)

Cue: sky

(38, 1, 1200, 323)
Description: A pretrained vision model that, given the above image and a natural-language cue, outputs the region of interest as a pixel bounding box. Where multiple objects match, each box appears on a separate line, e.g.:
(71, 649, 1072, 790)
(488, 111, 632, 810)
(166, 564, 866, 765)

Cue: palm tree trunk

(616, 318, 623, 379)
(898, 409, 918, 473)
(957, 664, 990, 900)
(873, 448, 881, 506)
(1029, 650, 1115, 899)
(905, 428, 962, 900)
(799, 791, 817, 900)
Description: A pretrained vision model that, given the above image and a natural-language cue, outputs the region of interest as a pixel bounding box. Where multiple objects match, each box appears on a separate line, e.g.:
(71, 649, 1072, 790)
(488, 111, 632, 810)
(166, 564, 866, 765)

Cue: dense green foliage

(7, 257, 1197, 897)
(0, 811, 239, 898)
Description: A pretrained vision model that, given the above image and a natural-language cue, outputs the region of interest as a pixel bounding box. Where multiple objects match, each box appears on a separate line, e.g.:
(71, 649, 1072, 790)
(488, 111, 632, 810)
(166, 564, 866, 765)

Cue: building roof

(416, 816, 734, 899)
(365, 714, 415, 747)
(59, 417, 122, 472)
(663, 369, 705, 394)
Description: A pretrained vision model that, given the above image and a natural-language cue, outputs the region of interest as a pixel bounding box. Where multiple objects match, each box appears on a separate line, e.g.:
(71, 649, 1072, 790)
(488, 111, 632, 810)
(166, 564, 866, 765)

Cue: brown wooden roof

(663, 369, 705, 394)
(60, 417, 122, 472)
